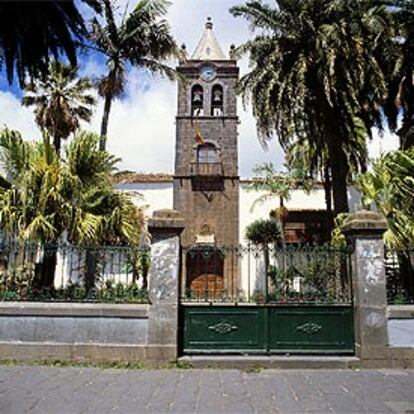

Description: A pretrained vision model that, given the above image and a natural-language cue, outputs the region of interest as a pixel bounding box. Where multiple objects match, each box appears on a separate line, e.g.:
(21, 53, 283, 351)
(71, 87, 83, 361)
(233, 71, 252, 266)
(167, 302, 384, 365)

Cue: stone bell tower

(173, 17, 240, 249)
(173, 18, 240, 296)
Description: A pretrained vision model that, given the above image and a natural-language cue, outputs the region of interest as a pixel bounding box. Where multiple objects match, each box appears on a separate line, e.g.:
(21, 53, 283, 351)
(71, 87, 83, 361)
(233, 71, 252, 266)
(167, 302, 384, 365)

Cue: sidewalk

(1, 365, 414, 413)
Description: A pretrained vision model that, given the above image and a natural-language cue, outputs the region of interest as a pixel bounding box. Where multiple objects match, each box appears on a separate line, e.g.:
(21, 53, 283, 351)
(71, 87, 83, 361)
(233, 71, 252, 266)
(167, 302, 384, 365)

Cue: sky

(0, 0, 400, 177)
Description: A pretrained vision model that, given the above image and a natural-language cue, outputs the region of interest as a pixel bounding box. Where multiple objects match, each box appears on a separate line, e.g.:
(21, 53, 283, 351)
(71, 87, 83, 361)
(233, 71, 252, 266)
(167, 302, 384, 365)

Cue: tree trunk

(324, 109, 350, 215)
(99, 92, 112, 151)
(53, 134, 61, 156)
(263, 244, 269, 302)
(328, 145, 349, 215)
(84, 249, 97, 292)
(34, 247, 57, 290)
(323, 164, 334, 238)
(316, 93, 350, 215)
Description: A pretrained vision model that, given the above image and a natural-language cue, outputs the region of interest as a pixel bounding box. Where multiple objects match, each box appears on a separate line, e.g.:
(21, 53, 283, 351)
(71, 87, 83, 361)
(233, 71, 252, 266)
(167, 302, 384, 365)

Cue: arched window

(211, 84, 224, 116)
(191, 84, 204, 116)
(197, 143, 216, 164)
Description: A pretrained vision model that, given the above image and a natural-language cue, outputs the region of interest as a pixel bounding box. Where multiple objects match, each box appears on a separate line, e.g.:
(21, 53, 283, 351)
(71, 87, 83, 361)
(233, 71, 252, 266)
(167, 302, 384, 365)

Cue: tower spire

(192, 17, 226, 60)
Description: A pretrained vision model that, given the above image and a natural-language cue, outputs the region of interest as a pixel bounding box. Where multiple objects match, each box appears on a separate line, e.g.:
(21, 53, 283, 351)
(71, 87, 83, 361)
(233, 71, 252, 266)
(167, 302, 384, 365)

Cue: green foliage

(22, 62, 96, 153)
(381, 1, 414, 149)
(0, 280, 148, 304)
(0, 128, 144, 247)
(331, 213, 349, 248)
(0, 1, 101, 86)
(231, 0, 393, 213)
(90, 0, 180, 149)
(266, 247, 350, 303)
(357, 147, 414, 248)
(245, 218, 282, 245)
(248, 162, 315, 211)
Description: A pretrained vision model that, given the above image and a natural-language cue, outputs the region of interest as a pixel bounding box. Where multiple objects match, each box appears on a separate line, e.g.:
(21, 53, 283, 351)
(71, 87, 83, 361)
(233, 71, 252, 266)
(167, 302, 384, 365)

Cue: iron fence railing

(181, 244, 352, 304)
(385, 249, 414, 304)
(0, 242, 150, 303)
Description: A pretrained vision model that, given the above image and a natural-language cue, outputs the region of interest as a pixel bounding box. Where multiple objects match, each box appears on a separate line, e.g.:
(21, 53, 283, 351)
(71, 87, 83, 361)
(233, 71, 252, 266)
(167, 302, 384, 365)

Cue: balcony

(190, 162, 223, 177)
(190, 163, 224, 192)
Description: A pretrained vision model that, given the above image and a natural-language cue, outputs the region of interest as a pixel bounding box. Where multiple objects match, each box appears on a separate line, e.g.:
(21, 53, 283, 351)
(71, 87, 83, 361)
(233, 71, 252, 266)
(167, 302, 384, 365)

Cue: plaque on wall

(195, 234, 215, 244)
(195, 224, 215, 244)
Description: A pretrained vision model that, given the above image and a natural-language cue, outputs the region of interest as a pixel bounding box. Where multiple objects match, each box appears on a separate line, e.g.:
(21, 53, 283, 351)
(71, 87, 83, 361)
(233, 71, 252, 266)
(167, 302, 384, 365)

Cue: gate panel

(268, 305, 354, 353)
(182, 306, 266, 353)
(180, 244, 354, 355)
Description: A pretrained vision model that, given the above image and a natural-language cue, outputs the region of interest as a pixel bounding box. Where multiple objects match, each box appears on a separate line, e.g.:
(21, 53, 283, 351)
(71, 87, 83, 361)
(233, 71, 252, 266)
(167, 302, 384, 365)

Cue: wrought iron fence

(385, 249, 414, 304)
(0, 242, 150, 303)
(181, 244, 352, 304)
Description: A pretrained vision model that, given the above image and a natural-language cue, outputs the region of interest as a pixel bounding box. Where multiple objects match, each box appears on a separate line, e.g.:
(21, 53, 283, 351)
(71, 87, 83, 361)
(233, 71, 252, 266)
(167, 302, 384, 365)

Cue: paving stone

(1, 366, 414, 414)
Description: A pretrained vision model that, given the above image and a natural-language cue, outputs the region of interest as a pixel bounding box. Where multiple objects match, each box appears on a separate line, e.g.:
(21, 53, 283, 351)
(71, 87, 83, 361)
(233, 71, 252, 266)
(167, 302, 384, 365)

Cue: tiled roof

(112, 172, 173, 184)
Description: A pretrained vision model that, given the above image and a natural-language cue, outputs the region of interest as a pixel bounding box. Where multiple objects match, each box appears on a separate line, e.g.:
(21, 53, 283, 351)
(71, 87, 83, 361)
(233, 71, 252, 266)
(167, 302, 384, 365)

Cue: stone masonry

(173, 24, 240, 249)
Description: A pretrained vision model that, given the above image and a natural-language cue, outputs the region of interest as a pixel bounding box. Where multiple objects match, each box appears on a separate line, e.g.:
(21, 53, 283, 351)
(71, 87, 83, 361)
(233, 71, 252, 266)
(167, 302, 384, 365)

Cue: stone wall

(387, 305, 414, 348)
(0, 303, 149, 362)
(0, 209, 184, 364)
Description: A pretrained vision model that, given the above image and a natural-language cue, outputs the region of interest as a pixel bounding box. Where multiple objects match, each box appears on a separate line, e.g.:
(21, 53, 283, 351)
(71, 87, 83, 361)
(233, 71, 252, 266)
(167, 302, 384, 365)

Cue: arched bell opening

(211, 84, 224, 116)
(191, 84, 204, 116)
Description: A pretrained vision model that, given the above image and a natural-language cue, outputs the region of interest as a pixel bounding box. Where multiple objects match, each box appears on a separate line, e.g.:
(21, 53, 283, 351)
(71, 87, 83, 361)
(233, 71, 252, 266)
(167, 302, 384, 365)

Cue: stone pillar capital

(148, 209, 185, 242)
(342, 210, 387, 239)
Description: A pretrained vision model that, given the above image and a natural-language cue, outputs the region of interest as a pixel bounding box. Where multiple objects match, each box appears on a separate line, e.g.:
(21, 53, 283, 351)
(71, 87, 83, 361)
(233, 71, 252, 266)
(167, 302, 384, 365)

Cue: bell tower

(173, 18, 240, 248)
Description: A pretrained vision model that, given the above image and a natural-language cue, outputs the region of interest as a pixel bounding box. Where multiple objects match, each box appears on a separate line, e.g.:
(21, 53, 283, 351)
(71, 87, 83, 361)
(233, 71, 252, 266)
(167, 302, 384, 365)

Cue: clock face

(200, 64, 217, 82)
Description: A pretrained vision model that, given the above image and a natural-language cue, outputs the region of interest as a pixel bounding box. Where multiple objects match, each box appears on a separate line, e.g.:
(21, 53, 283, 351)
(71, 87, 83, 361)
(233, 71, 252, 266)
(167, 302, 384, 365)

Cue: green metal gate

(179, 244, 354, 355)
(181, 305, 354, 354)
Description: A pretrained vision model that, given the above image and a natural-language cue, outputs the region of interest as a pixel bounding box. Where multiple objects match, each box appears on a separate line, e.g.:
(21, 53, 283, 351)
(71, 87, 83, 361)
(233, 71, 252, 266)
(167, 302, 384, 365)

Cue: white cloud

(0, 91, 40, 140)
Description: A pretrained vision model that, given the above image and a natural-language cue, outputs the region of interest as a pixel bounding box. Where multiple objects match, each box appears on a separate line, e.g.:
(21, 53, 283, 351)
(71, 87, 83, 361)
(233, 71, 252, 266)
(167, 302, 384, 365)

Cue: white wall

(239, 183, 327, 242)
(116, 182, 174, 218)
(119, 181, 362, 240)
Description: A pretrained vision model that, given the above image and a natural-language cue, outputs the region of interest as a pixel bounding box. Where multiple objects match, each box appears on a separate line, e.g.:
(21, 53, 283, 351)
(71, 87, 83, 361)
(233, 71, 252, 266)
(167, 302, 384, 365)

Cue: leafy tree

(246, 218, 282, 298)
(357, 147, 414, 249)
(0, 128, 144, 288)
(22, 62, 96, 154)
(245, 218, 282, 245)
(89, 0, 179, 150)
(231, 0, 393, 214)
(0, 0, 101, 86)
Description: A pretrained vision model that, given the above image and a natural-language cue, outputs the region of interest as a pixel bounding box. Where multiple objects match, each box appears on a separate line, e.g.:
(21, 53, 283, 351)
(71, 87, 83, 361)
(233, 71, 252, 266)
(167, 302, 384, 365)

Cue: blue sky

(0, 0, 398, 176)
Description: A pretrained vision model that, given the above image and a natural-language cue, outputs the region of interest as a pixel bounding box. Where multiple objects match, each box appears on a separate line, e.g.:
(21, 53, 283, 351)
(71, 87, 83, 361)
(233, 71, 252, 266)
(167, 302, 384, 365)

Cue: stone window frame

(192, 140, 222, 164)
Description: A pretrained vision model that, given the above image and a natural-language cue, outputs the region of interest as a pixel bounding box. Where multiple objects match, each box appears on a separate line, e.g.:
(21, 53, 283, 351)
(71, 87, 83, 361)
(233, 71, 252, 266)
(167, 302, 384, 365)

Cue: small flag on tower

(195, 123, 205, 145)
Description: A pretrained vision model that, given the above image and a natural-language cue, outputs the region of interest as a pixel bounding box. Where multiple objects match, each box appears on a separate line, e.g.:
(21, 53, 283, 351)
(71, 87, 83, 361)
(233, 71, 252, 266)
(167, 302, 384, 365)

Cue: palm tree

(231, 0, 393, 215)
(22, 62, 96, 154)
(0, 0, 101, 86)
(249, 163, 315, 214)
(88, 0, 179, 150)
(381, 0, 414, 149)
(0, 128, 144, 288)
(358, 147, 414, 249)
(358, 146, 414, 300)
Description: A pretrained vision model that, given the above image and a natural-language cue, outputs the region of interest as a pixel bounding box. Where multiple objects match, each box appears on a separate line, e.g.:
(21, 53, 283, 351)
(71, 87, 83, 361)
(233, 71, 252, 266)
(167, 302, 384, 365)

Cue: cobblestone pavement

(1, 366, 414, 413)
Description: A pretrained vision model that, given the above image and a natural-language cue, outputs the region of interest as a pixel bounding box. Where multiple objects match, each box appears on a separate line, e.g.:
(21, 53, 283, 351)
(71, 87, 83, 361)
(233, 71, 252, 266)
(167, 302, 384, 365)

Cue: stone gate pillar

(342, 210, 388, 361)
(147, 209, 184, 361)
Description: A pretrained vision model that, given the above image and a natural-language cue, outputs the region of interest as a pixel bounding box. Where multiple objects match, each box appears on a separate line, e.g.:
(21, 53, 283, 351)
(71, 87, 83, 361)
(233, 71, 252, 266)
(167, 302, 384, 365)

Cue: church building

(114, 18, 361, 297)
